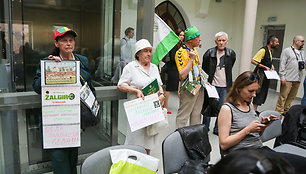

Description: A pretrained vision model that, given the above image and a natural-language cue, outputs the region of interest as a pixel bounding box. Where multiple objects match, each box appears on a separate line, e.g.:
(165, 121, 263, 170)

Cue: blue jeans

(203, 87, 227, 133)
(302, 77, 306, 105)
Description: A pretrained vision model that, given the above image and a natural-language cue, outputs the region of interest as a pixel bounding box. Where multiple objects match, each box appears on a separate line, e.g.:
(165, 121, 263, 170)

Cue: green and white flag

(152, 13, 180, 66)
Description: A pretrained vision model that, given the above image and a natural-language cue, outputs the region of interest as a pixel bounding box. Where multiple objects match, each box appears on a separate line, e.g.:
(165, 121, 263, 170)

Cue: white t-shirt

(212, 50, 226, 87)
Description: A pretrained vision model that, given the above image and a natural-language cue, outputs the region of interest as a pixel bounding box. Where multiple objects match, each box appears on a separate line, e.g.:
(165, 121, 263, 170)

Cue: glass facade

(0, 0, 145, 173)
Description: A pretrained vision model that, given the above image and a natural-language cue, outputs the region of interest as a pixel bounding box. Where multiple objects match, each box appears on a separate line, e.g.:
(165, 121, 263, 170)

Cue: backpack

(290, 109, 306, 149)
(298, 115, 306, 141)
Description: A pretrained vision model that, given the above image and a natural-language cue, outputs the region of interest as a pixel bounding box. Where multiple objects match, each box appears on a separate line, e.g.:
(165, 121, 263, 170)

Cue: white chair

(81, 145, 146, 174)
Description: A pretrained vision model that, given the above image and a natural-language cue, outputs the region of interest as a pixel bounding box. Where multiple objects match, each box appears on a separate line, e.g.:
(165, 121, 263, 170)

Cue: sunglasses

(300, 40, 305, 43)
(242, 74, 260, 82)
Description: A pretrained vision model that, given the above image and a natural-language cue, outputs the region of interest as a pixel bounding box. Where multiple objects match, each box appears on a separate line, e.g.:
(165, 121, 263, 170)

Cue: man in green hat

(175, 26, 204, 128)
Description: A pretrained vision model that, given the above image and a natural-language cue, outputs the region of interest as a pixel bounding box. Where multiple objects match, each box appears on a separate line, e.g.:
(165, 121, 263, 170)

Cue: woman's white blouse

(118, 60, 163, 100)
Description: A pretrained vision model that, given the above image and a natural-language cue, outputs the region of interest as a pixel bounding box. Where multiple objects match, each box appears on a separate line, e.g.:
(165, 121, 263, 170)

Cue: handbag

(80, 80, 100, 130)
(253, 65, 265, 92)
(109, 149, 159, 174)
(80, 99, 100, 129)
(202, 89, 220, 117)
(146, 108, 169, 136)
(178, 160, 209, 174)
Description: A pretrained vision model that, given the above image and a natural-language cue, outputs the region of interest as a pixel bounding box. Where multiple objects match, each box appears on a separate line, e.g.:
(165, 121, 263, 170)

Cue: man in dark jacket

(202, 31, 236, 135)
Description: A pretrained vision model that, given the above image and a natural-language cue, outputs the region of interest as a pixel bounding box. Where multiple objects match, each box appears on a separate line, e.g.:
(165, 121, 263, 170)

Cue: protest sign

(43, 124, 80, 148)
(123, 93, 164, 132)
(41, 60, 81, 149)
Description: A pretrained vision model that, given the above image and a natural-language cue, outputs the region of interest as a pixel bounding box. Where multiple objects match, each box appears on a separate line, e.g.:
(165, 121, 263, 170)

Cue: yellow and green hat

(184, 26, 200, 41)
(54, 27, 77, 40)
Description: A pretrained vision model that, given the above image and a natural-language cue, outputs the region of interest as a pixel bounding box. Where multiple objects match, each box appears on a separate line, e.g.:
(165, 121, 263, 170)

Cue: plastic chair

(259, 110, 282, 142)
(162, 131, 210, 174)
(81, 145, 146, 174)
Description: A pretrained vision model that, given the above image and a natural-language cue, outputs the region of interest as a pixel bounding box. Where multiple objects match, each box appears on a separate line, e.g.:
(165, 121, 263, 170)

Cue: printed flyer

(41, 60, 81, 149)
(44, 61, 77, 84)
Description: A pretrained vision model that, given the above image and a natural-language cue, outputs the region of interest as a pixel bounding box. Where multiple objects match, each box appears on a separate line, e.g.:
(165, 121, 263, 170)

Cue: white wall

(155, 0, 306, 98)
(155, 0, 245, 79)
(254, 0, 306, 97)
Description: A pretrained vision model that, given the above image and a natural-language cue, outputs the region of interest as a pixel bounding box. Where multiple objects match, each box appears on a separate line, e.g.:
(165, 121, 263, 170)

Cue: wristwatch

(159, 92, 165, 97)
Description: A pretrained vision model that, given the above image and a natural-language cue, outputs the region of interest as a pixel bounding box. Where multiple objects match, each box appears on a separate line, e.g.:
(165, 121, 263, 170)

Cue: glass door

(8, 0, 121, 173)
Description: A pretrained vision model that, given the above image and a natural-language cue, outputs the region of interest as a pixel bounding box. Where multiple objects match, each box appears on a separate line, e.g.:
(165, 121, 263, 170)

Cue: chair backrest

(259, 110, 282, 142)
(162, 131, 210, 174)
(162, 131, 189, 174)
(81, 145, 146, 174)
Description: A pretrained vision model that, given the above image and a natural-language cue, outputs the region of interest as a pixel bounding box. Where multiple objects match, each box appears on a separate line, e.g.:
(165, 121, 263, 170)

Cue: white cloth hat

(134, 39, 152, 57)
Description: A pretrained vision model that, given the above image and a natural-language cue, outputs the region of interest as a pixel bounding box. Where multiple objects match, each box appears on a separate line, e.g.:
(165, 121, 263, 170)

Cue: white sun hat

(134, 39, 152, 58)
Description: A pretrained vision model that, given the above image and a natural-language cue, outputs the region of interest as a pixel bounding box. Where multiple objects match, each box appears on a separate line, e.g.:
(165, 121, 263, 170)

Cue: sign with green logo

(40, 60, 81, 149)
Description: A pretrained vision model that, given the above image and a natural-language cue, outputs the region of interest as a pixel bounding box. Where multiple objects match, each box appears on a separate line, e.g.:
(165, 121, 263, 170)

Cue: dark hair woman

(163, 28, 185, 114)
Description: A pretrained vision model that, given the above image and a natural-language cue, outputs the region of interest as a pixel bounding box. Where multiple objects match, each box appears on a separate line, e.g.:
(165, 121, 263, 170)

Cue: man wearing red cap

(33, 26, 95, 174)
(175, 26, 204, 128)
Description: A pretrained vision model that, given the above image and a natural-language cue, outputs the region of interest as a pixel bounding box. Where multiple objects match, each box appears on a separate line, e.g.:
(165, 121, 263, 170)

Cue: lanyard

(182, 44, 200, 65)
(59, 53, 75, 60)
(291, 46, 302, 61)
(182, 44, 202, 84)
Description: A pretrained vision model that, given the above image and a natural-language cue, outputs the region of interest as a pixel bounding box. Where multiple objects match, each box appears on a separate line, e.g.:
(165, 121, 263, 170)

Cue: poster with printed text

(41, 60, 81, 149)
(123, 93, 165, 132)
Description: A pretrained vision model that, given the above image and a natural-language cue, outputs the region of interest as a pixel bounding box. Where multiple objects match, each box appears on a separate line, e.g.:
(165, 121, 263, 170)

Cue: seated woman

(218, 71, 306, 173)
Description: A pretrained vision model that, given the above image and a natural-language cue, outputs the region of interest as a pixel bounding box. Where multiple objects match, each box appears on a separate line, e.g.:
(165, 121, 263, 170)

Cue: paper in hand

(264, 70, 280, 80)
(204, 84, 219, 98)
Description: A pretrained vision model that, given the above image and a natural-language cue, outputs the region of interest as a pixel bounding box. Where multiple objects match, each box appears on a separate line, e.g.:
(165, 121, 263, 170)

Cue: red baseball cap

(54, 27, 77, 40)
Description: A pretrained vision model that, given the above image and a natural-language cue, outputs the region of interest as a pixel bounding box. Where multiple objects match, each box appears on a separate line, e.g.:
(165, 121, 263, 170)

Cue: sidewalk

(150, 89, 302, 174)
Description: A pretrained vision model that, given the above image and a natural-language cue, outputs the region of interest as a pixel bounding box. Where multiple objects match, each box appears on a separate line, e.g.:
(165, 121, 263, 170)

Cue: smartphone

(263, 117, 277, 125)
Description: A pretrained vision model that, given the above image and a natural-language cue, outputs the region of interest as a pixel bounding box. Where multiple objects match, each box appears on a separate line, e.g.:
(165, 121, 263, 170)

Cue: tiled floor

(150, 89, 302, 174)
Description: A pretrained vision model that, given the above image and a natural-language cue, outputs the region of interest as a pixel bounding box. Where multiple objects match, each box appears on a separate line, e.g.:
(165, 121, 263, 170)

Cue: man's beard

(271, 45, 277, 49)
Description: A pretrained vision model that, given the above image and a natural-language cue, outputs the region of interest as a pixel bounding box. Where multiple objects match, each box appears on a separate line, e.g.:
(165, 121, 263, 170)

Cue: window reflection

(22, 0, 114, 91)
(21, 0, 116, 169)
(0, 25, 10, 93)
(110, 0, 138, 85)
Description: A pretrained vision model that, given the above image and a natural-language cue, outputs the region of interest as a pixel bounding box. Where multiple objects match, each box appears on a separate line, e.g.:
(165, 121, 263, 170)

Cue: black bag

(298, 120, 306, 141)
(298, 61, 305, 70)
(161, 61, 169, 73)
(178, 160, 209, 174)
(202, 89, 220, 117)
(80, 100, 100, 130)
(253, 65, 265, 92)
(287, 108, 306, 149)
(77, 55, 101, 129)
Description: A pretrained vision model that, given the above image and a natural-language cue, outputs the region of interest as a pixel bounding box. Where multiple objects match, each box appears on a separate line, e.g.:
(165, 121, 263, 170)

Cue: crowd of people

(116, 25, 306, 173)
(33, 25, 306, 173)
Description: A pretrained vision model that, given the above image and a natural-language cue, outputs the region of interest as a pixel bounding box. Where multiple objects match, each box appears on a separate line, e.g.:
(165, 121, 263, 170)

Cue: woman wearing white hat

(117, 39, 165, 154)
